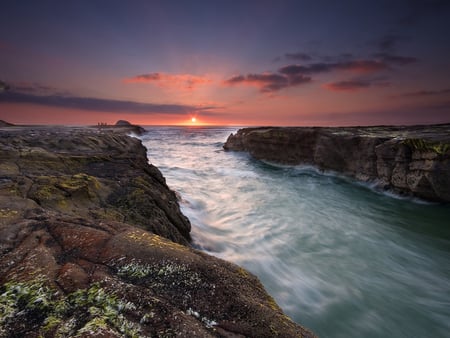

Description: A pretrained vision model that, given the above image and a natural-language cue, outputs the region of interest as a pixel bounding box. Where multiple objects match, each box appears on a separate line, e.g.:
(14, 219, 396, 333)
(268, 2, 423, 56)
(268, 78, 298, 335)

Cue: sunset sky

(1, 0, 449, 126)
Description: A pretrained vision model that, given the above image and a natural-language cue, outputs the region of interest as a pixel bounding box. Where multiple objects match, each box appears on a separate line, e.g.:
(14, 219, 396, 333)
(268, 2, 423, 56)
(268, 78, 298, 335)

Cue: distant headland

(0, 119, 146, 135)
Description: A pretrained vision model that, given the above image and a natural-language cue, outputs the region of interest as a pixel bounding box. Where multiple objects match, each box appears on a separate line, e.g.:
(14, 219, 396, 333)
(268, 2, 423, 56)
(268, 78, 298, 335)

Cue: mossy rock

(403, 138, 450, 155)
(28, 174, 105, 215)
(0, 280, 141, 338)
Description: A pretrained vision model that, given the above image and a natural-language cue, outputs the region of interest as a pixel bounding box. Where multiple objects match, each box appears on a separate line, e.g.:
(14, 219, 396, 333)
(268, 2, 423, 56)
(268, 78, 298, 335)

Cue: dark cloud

(308, 107, 450, 126)
(374, 53, 417, 65)
(428, 100, 450, 110)
(376, 34, 405, 52)
(271, 56, 281, 63)
(279, 60, 390, 76)
(224, 72, 311, 93)
(8, 81, 70, 96)
(284, 52, 312, 61)
(130, 73, 161, 81)
(228, 53, 414, 94)
(393, 88, 450, 97)
(338, 53, 354, 60)
(324, 76, 391, 92)
(0, 91, 216, 115)
(279, 63, 329, 75)
(272, 52, 313, 63)
(324, 80, 372, 92)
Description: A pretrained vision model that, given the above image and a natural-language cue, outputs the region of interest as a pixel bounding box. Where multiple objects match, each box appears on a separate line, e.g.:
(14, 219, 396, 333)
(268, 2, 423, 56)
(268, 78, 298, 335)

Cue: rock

(224, 124, 450, 202)
(94, 121, 146, 135)
(0, 127, 315, 338)
(0, 119, 14, 127)
(115, 120, 132, 126)
(0, 80, 10, 92)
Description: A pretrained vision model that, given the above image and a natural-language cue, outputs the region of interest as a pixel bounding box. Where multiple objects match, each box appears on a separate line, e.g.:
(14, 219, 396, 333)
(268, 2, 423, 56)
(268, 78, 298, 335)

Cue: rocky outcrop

(93, 121, 146, 135)
(0, 120, 14, 127)
(224, 125, 450, 202)
(0, 126, 315, 337)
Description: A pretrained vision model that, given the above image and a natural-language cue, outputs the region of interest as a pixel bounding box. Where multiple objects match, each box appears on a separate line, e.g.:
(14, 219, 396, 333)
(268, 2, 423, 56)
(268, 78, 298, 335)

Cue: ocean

(139, 126, 450, 338)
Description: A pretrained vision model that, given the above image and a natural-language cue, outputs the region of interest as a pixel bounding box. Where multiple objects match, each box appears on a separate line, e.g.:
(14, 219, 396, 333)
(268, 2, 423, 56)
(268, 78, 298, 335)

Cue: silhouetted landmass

(0, 119, 14, 127)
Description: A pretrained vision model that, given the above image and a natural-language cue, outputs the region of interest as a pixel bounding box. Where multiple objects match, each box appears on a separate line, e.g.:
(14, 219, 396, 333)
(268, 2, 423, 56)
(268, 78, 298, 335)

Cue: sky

(1, 0, 450, 126)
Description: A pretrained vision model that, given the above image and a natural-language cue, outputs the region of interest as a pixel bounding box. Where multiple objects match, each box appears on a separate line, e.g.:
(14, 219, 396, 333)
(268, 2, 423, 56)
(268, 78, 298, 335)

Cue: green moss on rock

(403, 138, 450, 155)
(0, 279, 141, 338)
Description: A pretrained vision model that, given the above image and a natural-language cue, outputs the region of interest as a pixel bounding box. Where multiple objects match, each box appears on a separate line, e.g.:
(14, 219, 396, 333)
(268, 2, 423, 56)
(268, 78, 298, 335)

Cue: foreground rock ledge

(224, 124, 450, 203)
(0, 126, 315, 338)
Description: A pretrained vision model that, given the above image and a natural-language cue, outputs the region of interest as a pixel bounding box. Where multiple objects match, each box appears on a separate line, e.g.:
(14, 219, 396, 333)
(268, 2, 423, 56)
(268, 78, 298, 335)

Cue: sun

(191, 117, 197, 123)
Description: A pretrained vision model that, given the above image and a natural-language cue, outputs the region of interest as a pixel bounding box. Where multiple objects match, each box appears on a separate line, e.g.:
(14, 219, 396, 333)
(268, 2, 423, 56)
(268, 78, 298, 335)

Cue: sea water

(140, 126, 450, 338)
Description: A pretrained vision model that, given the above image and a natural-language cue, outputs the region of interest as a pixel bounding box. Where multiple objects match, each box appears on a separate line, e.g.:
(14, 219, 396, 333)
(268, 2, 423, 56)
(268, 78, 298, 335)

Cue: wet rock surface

(0, 126, 315, 337)
(224, 124, 450, 202)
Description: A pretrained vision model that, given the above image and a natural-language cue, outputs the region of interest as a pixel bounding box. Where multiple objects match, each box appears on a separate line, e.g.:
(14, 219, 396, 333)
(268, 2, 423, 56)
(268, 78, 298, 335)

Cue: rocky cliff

(224, 125, 450, 203)
(0, 126, 315, 337)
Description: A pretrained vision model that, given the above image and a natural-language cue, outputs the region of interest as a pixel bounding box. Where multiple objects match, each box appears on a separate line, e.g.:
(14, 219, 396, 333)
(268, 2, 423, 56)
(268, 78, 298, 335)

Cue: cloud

(224, 72, 311, 93)
(373, 53, 417, 65)
(284, 52, 312, 61)
(124, 72, 212, 90)
(393, 88, 450, 97)
(8, 81, 70, 96)
(376, 34, 406, 52)
(0, 91, 217, 115)
(227, 53, 414, 94)
(272, 52, 313, 63)
(324, 80, 372, 92)
(279, 59, 390, 76)
(324, 76, 391, 92)
(126, 73, 161, 82)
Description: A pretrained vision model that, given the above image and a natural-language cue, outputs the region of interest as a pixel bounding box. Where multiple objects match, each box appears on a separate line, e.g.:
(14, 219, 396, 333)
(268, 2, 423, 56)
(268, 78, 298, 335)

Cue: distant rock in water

(224, 124, 450, 203)
(113, 120, 146, 134)
(0, 126, 315, 337)
(0, 119, 14, 127)
(94, 120, 146, 135)
(115, 119, 132, 126)
(0, 80, 10, 92)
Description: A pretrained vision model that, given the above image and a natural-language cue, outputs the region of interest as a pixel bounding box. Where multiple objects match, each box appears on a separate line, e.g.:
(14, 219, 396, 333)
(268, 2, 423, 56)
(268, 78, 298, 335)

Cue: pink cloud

(123, 72, 212, 90)
(324, 80, 372, 92)
(223, 72, 311, 93)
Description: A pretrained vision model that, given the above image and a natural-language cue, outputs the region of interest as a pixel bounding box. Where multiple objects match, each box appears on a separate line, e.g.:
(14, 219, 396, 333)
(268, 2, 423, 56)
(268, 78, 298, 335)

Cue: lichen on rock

(0, 126, 316, 338)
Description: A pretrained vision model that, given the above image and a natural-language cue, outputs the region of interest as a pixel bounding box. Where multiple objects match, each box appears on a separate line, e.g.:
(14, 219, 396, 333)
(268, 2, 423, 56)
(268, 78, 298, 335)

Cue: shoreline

(224, 124, 450, 203)
(0, 125, 316, 337)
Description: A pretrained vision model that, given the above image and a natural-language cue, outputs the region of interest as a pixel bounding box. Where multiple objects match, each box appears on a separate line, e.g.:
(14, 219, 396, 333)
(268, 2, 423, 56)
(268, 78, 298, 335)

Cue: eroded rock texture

(0, 126, 315, 338)
(224, 125, 450, 202)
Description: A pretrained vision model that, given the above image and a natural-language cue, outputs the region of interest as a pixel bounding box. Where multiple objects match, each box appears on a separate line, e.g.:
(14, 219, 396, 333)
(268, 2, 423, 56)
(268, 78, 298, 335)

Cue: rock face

(0, 126, 315, 337)
(224, 125, 450, 202)
(98, 121, 146, 135)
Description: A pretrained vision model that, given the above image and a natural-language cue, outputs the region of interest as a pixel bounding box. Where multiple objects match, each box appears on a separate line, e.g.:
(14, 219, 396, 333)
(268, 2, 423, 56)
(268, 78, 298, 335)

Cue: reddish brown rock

(0, 126, 315, 338)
